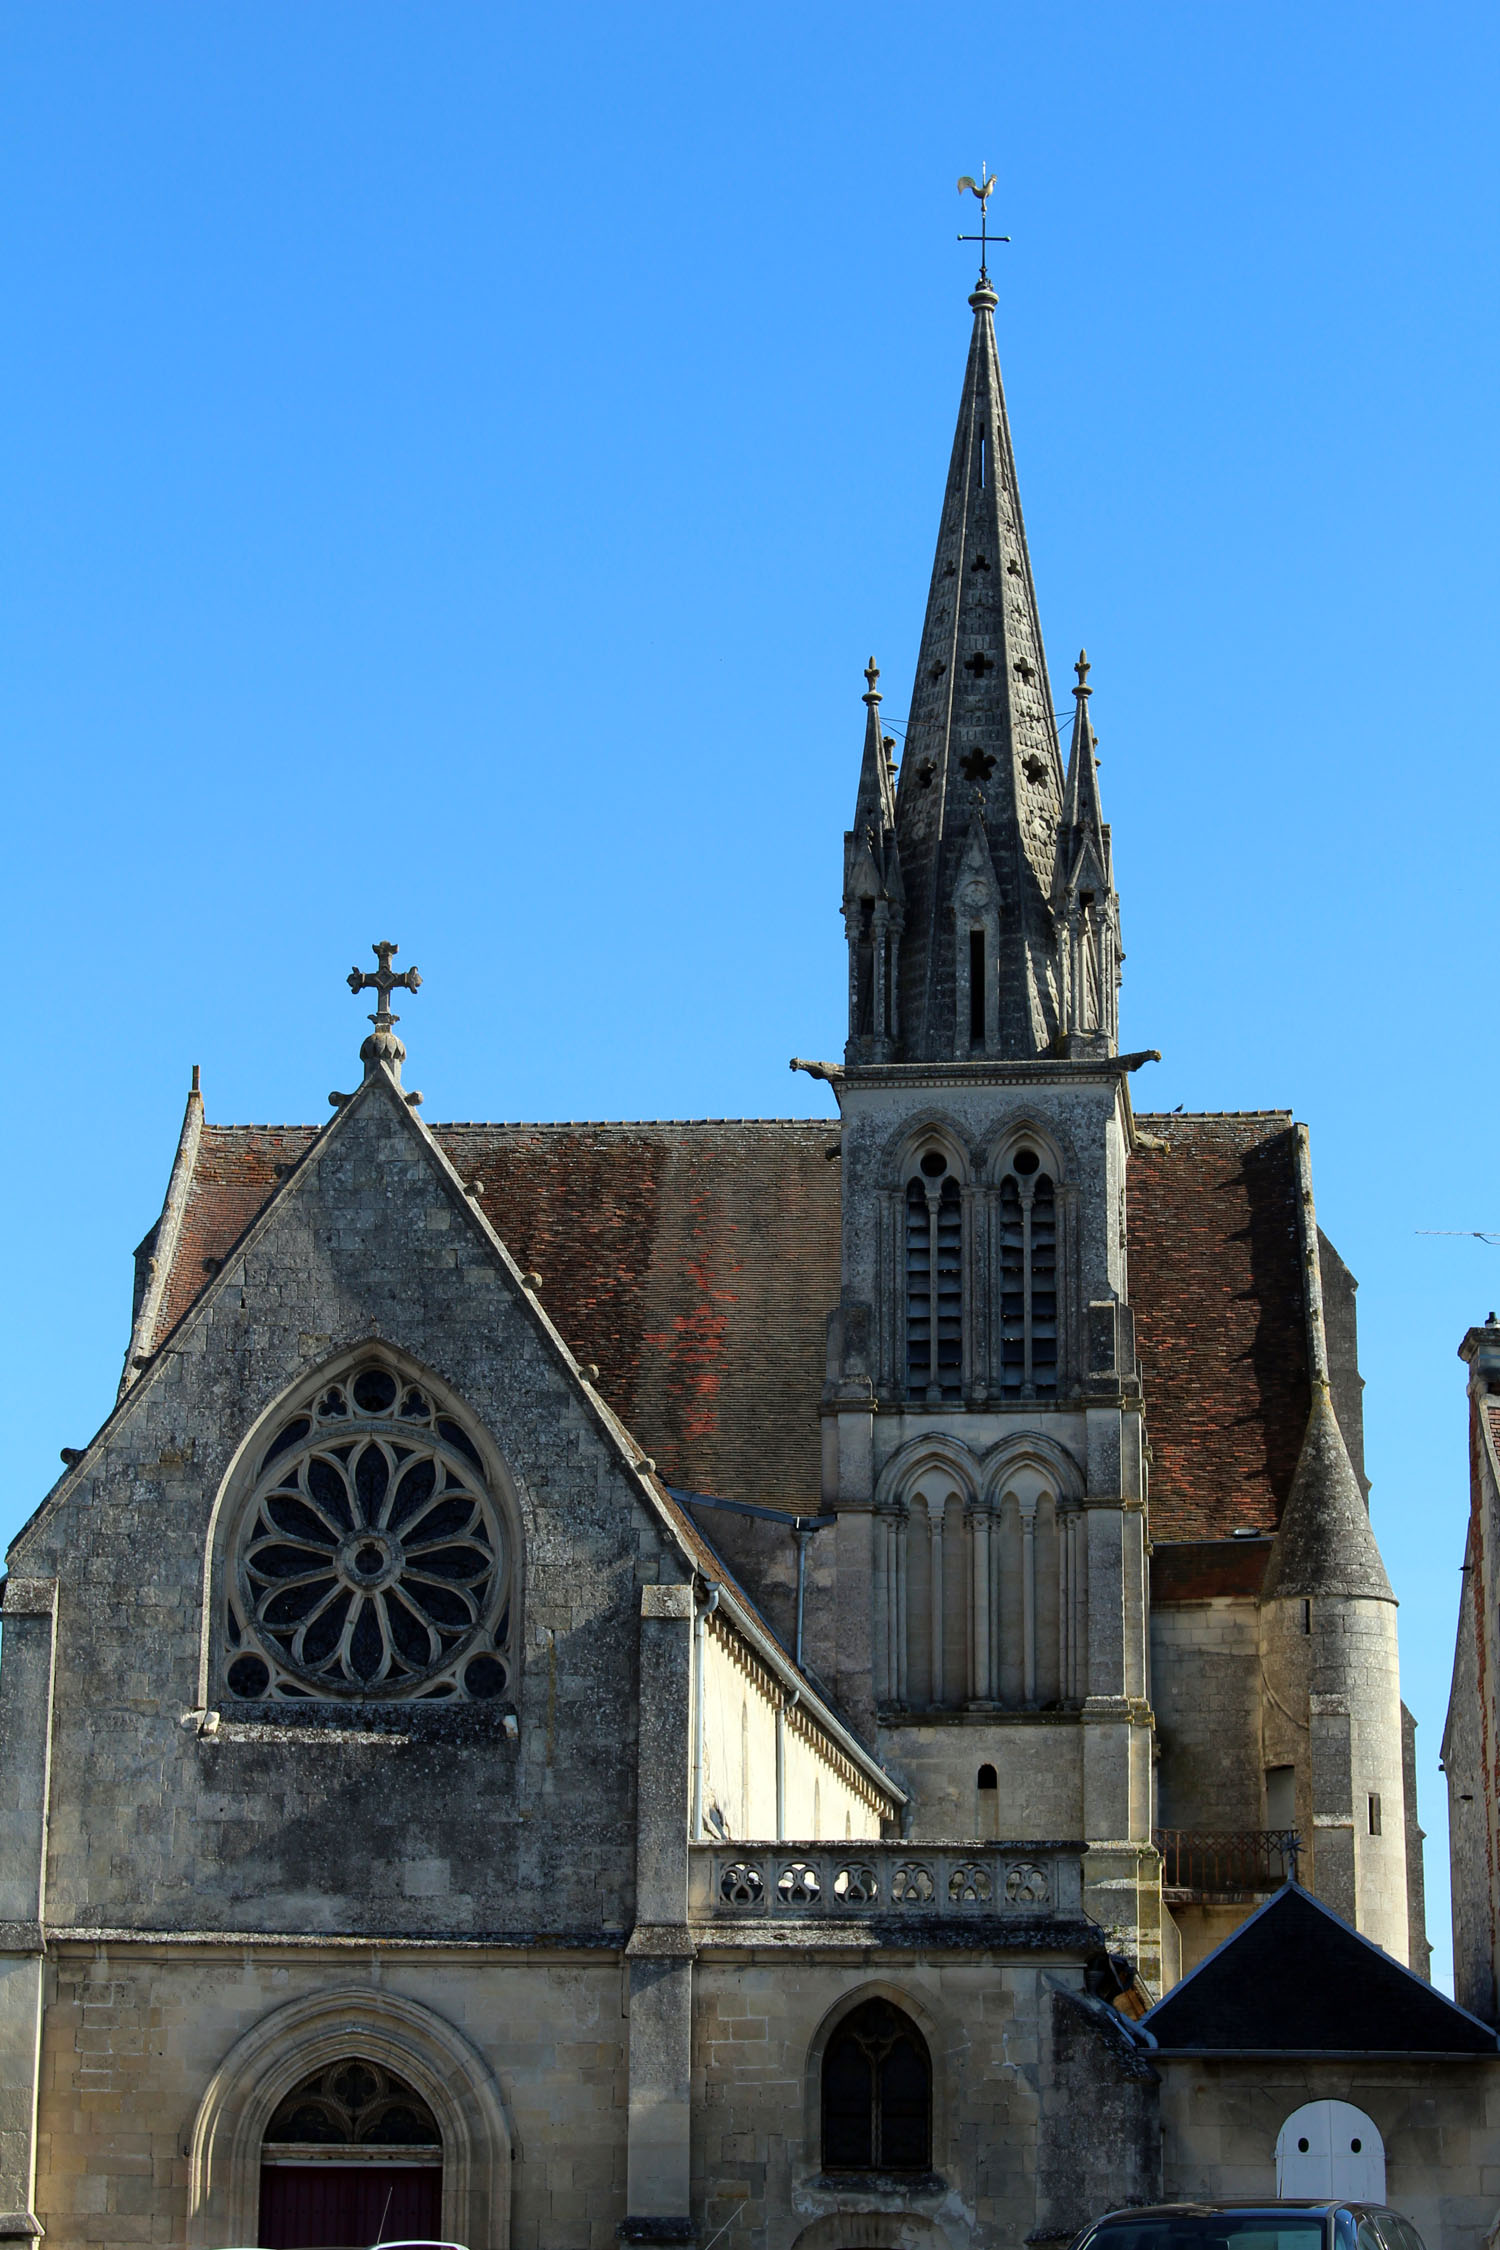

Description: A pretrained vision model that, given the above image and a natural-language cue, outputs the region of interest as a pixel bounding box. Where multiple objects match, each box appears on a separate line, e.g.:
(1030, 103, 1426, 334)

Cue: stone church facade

(3, 266, 1494, 2250)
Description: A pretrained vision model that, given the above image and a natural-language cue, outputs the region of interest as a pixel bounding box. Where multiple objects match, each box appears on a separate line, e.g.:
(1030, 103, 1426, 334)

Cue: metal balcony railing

(1155, 1827, 1301, 1899)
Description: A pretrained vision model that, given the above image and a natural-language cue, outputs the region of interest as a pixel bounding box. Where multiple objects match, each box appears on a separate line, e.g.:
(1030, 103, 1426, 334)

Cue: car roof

(1090, 2205, 1350, 2221)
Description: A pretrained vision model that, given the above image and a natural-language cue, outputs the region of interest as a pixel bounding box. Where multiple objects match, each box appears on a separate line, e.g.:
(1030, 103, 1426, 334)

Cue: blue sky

(3, 1, 1497, 1989)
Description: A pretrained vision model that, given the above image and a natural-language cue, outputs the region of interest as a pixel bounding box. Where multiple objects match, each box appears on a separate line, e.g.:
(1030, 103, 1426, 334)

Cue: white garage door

(1276, 2100, 1386, 2200)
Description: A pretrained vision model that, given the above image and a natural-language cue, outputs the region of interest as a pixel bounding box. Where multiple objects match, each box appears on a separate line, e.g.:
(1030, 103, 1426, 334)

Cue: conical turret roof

(1262, 1381, 1395, 1603)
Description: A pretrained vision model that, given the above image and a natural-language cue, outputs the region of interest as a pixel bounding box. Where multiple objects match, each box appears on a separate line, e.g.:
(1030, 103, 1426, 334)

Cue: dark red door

(258, 2162, 443, 2248)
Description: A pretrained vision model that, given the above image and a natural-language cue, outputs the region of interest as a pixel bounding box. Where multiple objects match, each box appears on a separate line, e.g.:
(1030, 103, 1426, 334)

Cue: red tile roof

(1130, 1113, 1308, 1542)
(149, 1118, 840, 1514)
(139, 1108, 1313, 1540)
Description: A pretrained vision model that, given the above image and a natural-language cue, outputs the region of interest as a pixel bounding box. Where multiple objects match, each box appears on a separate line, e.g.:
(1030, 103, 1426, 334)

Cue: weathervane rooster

(956, 166, 1009, 279)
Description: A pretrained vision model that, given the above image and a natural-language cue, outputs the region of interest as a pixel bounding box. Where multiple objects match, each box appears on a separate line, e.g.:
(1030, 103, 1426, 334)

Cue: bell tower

(817, 267, 1162, 1987)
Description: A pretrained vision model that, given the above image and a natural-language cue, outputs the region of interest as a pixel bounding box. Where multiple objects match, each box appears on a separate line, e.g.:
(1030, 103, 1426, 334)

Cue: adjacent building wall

(1445, 1327, 1500, 2024)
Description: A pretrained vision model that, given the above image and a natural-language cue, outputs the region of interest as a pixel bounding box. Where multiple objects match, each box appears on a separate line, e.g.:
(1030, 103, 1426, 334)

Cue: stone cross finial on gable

(348, 940, 422, 1031)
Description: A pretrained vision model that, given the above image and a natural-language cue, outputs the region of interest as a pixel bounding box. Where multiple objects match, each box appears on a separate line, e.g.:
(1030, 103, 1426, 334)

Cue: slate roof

(131, 1105, 1315, 1536)
(1140, 1883, 1497, 2054)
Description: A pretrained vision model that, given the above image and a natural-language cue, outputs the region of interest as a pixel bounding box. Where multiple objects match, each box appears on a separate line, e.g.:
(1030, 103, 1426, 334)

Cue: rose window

(224, 1365, 510, 1702)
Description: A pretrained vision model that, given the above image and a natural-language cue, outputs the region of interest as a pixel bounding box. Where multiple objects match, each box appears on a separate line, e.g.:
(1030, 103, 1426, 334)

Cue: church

(4, 258, 1500, 2250)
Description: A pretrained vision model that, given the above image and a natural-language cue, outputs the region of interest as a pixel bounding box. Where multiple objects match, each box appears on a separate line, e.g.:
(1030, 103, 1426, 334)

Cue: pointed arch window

(906, 1151, 963, 1401)
(998, 1148, 1058, 1397)
(822, 2000, 932, 2174)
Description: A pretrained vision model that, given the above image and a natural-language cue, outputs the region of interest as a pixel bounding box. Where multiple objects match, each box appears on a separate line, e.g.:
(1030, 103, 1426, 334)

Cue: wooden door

(258, 2161, 443, 2249)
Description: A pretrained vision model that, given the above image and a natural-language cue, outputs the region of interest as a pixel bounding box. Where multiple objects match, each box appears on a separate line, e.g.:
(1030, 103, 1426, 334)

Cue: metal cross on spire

(956, 167, 1011, 282)
(348, 939, 422, 1030)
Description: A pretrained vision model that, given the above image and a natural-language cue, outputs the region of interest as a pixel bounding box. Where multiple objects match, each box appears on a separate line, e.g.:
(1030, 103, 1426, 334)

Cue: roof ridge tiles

(432, 1117, 827, 1130)
(203, 1117, 831, 1133)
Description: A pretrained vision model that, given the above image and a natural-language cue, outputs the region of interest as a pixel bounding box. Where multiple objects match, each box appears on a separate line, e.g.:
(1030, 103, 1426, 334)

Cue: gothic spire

(850, 657, 897, 846)
(1060, 650, 1105, 850)
(843, 661, 904, 1064)
(1055, 651, 1121, 1055)
(892, 275, 1067, 1061)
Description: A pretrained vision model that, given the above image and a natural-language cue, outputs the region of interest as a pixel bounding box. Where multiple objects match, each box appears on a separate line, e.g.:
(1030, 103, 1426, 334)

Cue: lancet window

(998, 1147, 1057, 1398)
(905, 1150, 963, 1401)
(822, 2000, 932, 2174)
(222, 1360, 513, 1704)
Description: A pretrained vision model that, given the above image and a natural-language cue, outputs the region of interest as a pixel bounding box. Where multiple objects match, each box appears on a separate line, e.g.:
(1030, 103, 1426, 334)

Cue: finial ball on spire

(1074, 649, 1092, 696)
(863, 657, 881, 704)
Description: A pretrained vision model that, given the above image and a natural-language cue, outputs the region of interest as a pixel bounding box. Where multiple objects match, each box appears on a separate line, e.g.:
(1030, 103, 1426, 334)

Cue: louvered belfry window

(906, 1150, 963, 1401)
(999, 1148, 1058, 1397)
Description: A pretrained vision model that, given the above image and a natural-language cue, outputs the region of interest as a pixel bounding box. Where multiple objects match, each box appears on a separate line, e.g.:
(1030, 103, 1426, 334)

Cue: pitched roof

(1141, 1883, 1496, 2054)
(138, 1116, 840, 1514)
(130, 1105, 1317, 1541)
(1130, 1114, 1310, 1543)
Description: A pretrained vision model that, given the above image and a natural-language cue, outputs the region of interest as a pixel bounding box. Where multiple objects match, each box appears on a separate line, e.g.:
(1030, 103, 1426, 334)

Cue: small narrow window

(1301, 1598, 1312, 1635)
(978, 431, 986, 489)
(1265, 1765, 1295, 1830)
(969, 929, 986, 1043)
(977, 1764, 997, 1791)
(1367, 1793, 1381, 1836)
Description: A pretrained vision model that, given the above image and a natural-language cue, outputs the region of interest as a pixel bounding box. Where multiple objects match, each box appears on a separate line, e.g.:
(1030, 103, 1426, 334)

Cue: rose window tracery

(224, 1364, 510, 1702)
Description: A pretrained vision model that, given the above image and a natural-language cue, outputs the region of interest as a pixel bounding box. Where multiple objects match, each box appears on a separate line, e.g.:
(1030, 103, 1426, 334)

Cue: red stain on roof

(140, 1106, 1313, 1542)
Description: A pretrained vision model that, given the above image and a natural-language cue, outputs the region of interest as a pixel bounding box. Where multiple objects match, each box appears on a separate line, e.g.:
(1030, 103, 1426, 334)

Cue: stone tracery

(224, 1362, 510, 1702)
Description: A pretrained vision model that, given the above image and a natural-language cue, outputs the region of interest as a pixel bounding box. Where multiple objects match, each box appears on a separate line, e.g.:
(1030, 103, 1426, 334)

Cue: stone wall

(34, 1942, 625, 2250)
(1150, 1596, 1264, 1831)
(693, 1954, 1041, 2250)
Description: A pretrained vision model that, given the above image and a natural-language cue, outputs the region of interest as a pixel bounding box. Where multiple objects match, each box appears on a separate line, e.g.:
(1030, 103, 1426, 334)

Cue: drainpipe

(775, 1688, 801, 1841)
(794, 1521, 814, 1668)
(691, 1583, 720, 1840)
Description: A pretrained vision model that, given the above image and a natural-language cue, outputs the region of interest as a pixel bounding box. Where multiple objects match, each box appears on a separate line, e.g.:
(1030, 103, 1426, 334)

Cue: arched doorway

(188, 1988, 511, 2248)
(258, 2059, 444, 2249)
(1276, 2101, 1386, 2200)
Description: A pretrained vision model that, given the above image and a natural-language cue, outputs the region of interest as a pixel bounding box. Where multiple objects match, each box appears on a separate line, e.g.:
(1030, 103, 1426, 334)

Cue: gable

(16, 1075, 704, 1939)
(1142, 1884, 1497, 2054)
